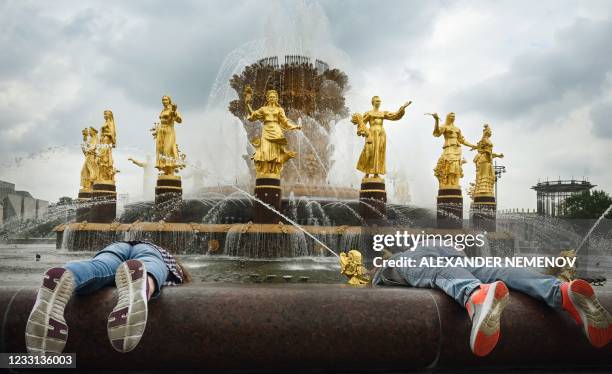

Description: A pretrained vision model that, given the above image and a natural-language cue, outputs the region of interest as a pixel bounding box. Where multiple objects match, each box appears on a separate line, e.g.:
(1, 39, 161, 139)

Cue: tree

(564, 190, 612, 219)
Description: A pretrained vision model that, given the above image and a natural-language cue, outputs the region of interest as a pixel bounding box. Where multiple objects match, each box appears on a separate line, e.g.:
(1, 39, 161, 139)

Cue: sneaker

(107, 259, 149, 353)
(465, 281, 510, 357)
(561, 279, 611, 348)
(25, 268, 75, 354)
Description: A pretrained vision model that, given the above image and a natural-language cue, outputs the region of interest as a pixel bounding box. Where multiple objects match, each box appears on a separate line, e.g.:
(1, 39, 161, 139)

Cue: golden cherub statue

(80, 127, 99, 191)
(244, 86, 301, 179)
(428, 112, 476, 189)
(471, 124, 504, 196)
(151, 95, 186, 176)
(339, 250, 370, 285)
(351, 96, 411, 180)
(96, 110, 118, 182)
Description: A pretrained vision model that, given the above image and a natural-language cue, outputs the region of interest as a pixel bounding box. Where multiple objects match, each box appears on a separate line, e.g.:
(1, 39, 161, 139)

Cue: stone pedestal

(359, 177, 387, 224)
(90, 181, 116, 223)
(471, 194, 496, 232)
(254, 177, 282, 223)
(155, 175, 183, 222)
(76, 189, 92, 222)
(436, 188, 463, 229)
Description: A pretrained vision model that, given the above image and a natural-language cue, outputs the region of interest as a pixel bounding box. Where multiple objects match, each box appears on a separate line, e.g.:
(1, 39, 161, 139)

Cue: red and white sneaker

(25, 267, 75, 354)
(107, 259, 149, 353)
(561, 279, 611, 348)
(465, 281, 510, 357)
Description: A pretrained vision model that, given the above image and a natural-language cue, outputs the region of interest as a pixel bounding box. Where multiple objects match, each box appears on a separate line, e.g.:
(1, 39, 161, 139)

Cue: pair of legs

(26, 242, 169, 355)
(374, 246, 612, 356)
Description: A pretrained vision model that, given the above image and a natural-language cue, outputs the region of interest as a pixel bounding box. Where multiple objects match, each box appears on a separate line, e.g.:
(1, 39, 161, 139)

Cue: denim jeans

(372, 245, 563, 309)
(63, 242, 169, 298)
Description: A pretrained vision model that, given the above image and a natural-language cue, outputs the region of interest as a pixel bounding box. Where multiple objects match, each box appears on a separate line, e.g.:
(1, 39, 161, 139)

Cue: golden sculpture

(244, 87, 301, 178)
(351, 97, 411, 180)
(471, 124, 504, 196)
(96, 110, 118, 182)
(80, 127, 98, 191)
(428, 112, 476, 189)
(151, 95, 186, 177)
(339, 250, 370, 285)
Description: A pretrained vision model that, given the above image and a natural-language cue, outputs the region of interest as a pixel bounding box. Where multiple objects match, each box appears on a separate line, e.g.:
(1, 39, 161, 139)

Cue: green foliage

(564, 190, 612, 219)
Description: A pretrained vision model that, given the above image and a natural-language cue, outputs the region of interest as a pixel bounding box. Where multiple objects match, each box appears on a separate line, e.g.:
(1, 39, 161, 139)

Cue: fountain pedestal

(76, 189, 92, 222)
(90, 181, 116, 223)
(254, 177, 282, 223)
(155, 175, 183, 222)
(437, 188, 463, 229)
(359, 177, 387, 224)
(470, 194, 496, 232)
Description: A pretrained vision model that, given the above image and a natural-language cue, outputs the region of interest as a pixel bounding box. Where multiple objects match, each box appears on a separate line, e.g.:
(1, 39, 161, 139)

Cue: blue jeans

(372, 245, 563, 309)
(63, 242, 169, 298)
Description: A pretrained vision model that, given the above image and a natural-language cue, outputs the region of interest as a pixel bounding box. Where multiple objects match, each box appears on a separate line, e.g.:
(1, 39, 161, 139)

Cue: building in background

(0, 180, 48, 225)
(531, 179, 595, 217)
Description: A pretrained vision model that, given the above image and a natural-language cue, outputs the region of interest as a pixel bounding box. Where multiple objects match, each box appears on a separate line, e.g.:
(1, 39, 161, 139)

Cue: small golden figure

(152, 95, 186, 176)
(96, 110, 118, 182)
(340, 250, 370, 285)
(471, 124, 504, 196)
(80, 127, 98, 191)
(428, 112, 476, 189)
(244, 87, 301, 178)
(351, 97, 411, 180)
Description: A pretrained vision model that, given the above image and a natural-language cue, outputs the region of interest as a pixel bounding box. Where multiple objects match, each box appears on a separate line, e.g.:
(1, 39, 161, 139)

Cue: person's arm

(128, 158, 145, 168)
(459, 130, 477, 149)
(430, 113, 443, 137)
(247, 106, 263, 122)
(278, 108, 301, 130)
(384, 101, 412, 121)
(173, 105, 183, 124)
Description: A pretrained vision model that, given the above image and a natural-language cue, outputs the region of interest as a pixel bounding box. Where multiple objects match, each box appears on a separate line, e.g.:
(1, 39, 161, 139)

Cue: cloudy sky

(1, 0, 611, 212)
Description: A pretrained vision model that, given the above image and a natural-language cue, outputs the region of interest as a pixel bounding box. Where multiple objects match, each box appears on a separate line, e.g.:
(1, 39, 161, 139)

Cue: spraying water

(576, 204, 612, 254)
(229, 185, 339, 258)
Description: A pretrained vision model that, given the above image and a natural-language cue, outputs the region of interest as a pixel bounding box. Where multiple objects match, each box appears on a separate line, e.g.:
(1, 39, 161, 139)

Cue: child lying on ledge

(25, 241, 191, 355)
(371, 245, 612, 357)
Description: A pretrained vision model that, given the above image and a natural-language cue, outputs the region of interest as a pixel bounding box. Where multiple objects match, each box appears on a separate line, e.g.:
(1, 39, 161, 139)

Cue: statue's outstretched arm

(384, 101, 412, 121)
(459, 131, 477, 149)
(278, 108, 301, 130)
(128, 158, 145, 168)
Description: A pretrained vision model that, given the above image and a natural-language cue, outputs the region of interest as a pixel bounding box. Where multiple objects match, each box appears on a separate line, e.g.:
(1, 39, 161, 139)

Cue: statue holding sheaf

(80, 127, 99, 191)
(244, 86, 302, 179)
(96, 110, 118, 182)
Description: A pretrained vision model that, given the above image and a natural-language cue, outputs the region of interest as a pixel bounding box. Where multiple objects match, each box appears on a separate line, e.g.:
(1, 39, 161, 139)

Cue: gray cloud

(452, 15, 612, 123)
(590, 100, 612, 138)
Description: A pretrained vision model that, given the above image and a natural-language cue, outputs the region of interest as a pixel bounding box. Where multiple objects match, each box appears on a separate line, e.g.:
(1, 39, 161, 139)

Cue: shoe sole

(25, 268, 74, 354)
(107, 259, 149, 353)
(470, 281, 510, 357)
(568, 279, 610, 348)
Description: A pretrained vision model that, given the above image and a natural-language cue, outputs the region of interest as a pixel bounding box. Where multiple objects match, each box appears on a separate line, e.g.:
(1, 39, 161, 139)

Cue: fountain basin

(1, 285, 610, 370)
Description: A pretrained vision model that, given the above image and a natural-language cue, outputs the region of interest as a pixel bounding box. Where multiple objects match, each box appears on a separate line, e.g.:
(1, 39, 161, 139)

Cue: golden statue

(80, 127, 98, 191)
(152, 95, 186, 176)
(96, 110, 118, 182)
(244, 87, 301, 178)
(339, 250, 370, 285)
(351, 96, 411, 180)
(471, 124, 504, 196)
(428, 112, 476, 189)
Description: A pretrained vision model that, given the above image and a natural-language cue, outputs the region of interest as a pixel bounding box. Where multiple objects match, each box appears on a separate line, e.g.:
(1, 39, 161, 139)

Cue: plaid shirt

(122, 241, 184, 286)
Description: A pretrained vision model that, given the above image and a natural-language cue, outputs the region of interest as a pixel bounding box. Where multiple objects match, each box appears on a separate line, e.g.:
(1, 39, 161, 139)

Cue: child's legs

(130, 243, 169, 298)
(64, 252, 123, 295)
(467, 266, 563, 309)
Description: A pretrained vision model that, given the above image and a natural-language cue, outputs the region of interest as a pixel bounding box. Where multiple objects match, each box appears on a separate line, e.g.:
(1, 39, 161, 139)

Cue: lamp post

(494, 161, 507, 200)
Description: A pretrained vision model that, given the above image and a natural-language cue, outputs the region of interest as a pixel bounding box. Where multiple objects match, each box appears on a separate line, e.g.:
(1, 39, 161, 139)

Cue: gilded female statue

(471, 124, 503, 196)
(152, 95, 185, 176)
(244, 87, 302, 178)
(80, 127, 98, 190)
(428, 112, 476, 189)
(97, 110, 117, 182)
(351, 96, 411, 179)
